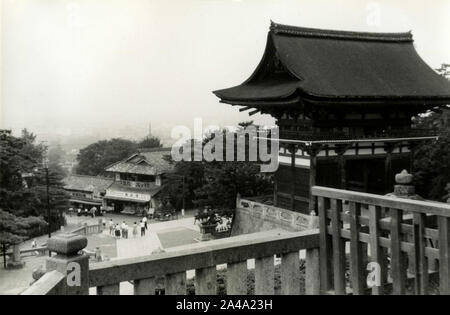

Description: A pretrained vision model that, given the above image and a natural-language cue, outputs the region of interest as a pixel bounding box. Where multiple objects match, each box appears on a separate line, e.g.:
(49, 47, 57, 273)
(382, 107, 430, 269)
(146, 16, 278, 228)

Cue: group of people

(73, 206, 102, 217)
(107, 216, 149, 239)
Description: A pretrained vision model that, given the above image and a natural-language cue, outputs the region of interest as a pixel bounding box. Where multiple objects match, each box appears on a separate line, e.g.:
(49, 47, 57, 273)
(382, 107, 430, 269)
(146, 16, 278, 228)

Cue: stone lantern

(385, 170, 424, 201)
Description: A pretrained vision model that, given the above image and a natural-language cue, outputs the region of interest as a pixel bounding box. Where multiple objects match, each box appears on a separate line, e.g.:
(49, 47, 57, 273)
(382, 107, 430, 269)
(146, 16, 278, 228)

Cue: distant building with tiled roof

(63, 175, 114, 208)
(104, 148, 173, 176)
(103, 148, 173, 215)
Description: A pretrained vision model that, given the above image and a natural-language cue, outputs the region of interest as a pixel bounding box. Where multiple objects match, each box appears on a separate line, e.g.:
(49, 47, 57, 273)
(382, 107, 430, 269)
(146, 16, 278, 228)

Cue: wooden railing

(312, 186, 450, 295)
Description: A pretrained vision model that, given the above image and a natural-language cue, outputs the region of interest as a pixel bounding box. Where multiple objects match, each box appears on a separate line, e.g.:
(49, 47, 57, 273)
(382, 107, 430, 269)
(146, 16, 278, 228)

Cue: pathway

(113, 217, 200, 259)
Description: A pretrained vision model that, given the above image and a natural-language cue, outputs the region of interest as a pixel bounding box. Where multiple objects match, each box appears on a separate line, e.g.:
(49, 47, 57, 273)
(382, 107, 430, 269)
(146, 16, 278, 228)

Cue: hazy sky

(1, 0, 449, 136)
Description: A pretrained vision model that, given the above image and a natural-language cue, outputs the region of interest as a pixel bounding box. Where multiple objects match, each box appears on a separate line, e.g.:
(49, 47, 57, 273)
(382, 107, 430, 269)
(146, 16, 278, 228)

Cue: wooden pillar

(339, 155, 346, 190)
(384, 143, 396, 194)
(439, 216, 450, 295)
(308, 146, 318, 213)
(385, 153, 392, 193)
(290, 145, 296, 211)
(335, 144, 351, 190)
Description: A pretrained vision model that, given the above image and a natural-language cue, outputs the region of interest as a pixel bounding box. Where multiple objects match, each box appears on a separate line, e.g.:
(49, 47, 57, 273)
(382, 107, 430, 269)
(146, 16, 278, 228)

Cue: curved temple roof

(213, 22, 450, 107)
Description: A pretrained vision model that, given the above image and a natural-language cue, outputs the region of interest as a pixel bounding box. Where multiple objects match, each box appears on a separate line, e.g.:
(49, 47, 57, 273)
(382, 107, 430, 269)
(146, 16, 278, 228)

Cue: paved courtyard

(0, 211, 200, 295)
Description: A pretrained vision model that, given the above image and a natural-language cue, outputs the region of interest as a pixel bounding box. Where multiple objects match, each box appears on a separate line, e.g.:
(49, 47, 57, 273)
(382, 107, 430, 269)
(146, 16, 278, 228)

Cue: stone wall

(231, 198, 316, 236)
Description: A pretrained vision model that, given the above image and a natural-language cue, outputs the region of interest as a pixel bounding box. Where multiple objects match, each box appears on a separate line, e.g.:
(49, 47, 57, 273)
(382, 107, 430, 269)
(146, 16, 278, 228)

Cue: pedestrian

(124, 223, 129, 239)
(109, 219, 114, 235)
(143, 216, 148, 230)
(121, 221, 127, 239)
(102, 217, 107, 228)
(31, 239, 37, 248)
(140, 220, 146, 237)
(114, 224, 121, 238)
(132, 222, 138, 238)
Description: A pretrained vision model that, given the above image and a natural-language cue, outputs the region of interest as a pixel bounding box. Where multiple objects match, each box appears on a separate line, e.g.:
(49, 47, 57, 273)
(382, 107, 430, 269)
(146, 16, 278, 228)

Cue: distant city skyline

(1, 0, 450, 141)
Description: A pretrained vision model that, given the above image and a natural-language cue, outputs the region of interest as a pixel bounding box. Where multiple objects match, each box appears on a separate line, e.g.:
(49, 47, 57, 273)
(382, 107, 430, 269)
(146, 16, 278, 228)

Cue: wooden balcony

(278, 128, 438, 143)
(21, 186, 450, 295)
(119, 180, 153, 189)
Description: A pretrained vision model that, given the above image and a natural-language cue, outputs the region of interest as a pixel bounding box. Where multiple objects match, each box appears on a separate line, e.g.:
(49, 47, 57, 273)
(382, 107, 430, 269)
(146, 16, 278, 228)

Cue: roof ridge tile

(270, 21, 413, 42)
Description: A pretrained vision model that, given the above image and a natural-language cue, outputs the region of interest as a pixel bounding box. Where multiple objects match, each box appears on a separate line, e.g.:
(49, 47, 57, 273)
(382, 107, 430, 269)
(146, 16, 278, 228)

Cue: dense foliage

(413, 106, 450, 200)
(0, 129, 69, 221)
(412, 64, 450, 201)
(161, 123, 273, 212)
(75, 136, 162, 175)
(0, 129, 67, 266)
(0, 209, 46, 267)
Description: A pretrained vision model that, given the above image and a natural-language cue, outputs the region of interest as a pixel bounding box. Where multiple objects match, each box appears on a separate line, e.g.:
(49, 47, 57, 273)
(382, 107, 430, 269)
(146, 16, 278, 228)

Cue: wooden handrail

(312, 186, 450, 217)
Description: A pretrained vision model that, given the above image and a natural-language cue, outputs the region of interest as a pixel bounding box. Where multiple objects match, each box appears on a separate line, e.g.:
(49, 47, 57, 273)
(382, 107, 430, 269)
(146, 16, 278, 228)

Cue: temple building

(214, 22, 450, 214)
(103, 148, 173, 215)
(64, 175, 113, 210)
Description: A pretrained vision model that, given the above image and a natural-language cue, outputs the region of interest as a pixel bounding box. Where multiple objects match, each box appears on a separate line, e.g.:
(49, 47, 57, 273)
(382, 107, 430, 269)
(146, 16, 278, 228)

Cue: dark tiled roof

(105, 148, 173, 176)
(214, 22, 450, 105)
(64, 175, 113, 193)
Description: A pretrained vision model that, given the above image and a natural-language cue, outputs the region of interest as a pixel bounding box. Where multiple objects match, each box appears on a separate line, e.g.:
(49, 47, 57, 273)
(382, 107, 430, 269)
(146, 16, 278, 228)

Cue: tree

(75, 138, 137, 176)
(161, 159, 205, 210)
(137, 136, 162, 149)
(162, 124, 273, 211)
(413, 107, 450, 200)
(0, 129, 68, 234)
(413, 63, 450, 201)
(0, 209, 46, 268)
(30, 167, 70, 229)
(0, 129, 41, 214)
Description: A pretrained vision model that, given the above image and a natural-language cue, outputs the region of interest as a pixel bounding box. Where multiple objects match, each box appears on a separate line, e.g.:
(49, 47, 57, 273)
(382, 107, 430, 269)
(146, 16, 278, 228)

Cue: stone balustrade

(22, 229, 320, 295)
(234, 197, 317, 234)
(70, 219, 104, 236)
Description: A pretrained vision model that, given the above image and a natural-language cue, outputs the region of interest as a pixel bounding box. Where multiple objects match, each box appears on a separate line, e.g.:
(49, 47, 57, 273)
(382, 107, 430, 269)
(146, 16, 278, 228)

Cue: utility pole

(41, 143, 51, 257)
(46, 166, 51, 240)
(182, 175, 185, 212)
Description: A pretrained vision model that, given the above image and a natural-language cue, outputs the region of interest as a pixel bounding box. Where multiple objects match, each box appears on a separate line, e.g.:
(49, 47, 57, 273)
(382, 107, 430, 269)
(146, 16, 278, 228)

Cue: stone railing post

(236, 193, 241, 209)
(7, 244, 24, 268)
(98, 219, 103, 233)
(46, 233, 89, 295)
